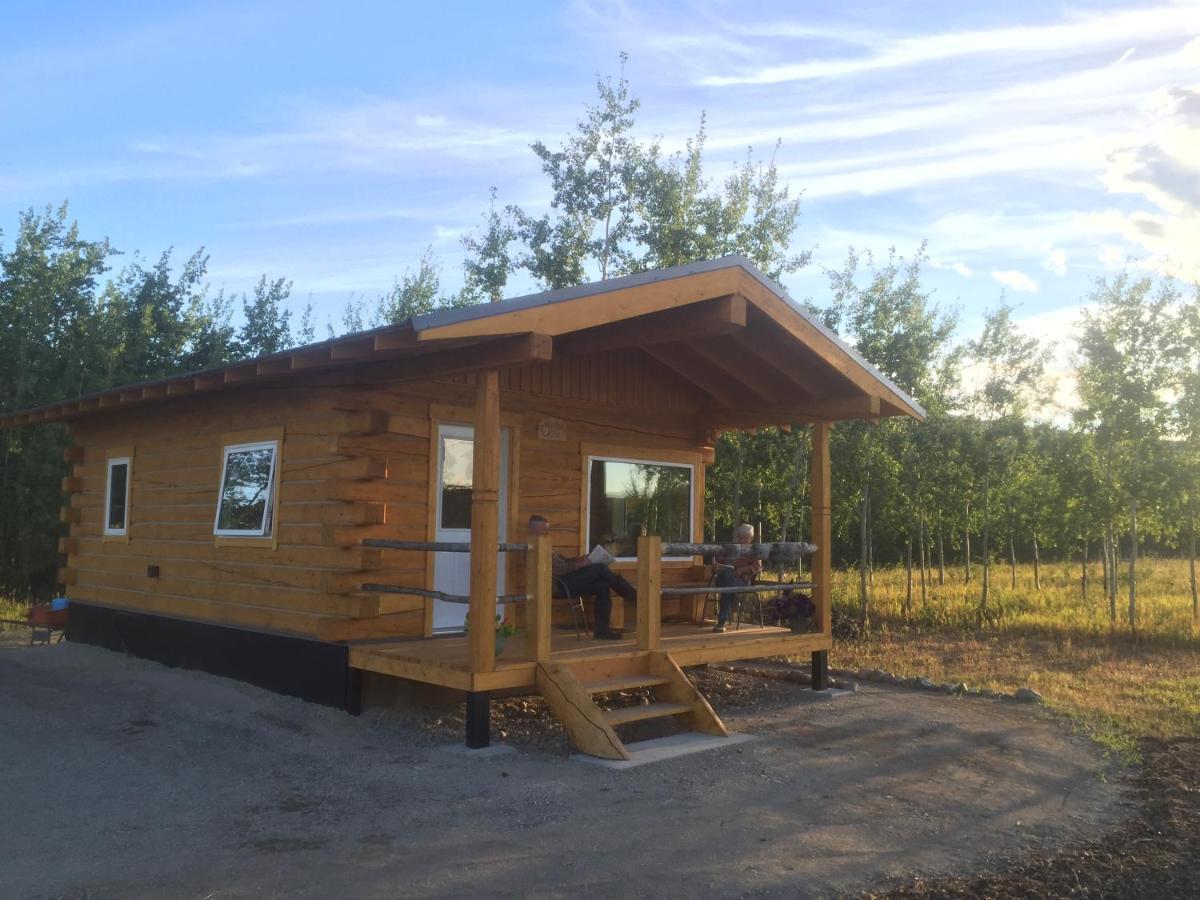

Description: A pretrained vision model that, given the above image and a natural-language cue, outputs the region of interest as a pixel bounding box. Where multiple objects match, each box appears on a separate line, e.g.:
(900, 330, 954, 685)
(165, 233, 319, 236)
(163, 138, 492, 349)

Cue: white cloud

(1114, 47, 1137, 67)
(1085, 71, 1200, 277)
(1042, 248, 1068, 275)
(992, 269, 1040, 292)
(699, 6, 1198, 86)
(930, 259, 974, 277)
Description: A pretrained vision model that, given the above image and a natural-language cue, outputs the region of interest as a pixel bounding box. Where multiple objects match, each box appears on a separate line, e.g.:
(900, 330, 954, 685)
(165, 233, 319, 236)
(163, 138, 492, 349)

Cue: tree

(460, 188, 518, 304)
(375, 249, 442, 324)
(964, 300, 1051, 621)
(236, 275, 293, 356)
(1075, 274, 1176, 634)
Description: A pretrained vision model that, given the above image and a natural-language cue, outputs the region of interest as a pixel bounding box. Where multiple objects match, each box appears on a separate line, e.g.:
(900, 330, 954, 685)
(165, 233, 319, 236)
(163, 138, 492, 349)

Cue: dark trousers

(715, 567, 749, 625)
(554, 564, 636, 634)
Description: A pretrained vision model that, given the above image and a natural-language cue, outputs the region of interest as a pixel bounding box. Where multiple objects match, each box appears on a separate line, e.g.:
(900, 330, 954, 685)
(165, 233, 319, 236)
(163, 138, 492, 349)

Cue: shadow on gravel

(861, 737, 1200, 900)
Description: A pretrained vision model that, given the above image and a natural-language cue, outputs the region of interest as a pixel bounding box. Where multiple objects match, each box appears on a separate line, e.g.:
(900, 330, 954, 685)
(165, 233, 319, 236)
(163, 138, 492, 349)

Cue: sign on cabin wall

(537, 417, 567, 441)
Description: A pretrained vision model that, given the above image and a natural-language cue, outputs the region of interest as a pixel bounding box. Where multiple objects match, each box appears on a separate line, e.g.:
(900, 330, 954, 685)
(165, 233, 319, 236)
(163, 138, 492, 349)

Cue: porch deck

(349, 621, 831, 692)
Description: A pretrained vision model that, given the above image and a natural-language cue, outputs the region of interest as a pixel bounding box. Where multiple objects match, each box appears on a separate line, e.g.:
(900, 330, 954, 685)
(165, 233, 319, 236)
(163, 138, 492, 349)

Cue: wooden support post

(811, 650, 830, 691)
(465, 691, 490, 749)
(468, 369, 501, 675)
(637, 535, 662, 650)
(526, 531, 552, 662)
(811, 422, 832, 641)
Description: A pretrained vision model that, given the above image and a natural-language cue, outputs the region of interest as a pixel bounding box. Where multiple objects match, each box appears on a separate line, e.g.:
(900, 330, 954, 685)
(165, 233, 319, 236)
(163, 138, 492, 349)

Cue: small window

(587, 456, 694, 560)
(104, 457, 131, 536)
(214, 441, 279, 537)
(439, 435, 474, 530)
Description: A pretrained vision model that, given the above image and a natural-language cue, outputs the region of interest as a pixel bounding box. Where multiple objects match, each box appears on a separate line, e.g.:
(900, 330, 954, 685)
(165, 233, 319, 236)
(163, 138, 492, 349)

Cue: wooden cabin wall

(60, 347, 714, 642)
(62, 378, 389, 640)
(345, 347, 712, 633)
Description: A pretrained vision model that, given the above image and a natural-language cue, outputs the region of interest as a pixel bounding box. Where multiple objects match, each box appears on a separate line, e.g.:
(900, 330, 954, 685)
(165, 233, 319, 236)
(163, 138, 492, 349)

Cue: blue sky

(2, 0, 1198, 356)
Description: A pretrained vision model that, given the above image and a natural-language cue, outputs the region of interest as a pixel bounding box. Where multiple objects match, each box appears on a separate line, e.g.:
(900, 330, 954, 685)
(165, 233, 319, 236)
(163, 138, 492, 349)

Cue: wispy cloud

(992, 269, 1040, 292)
(1042, 248, 1068, 276)
(698, 5, 1197, 86)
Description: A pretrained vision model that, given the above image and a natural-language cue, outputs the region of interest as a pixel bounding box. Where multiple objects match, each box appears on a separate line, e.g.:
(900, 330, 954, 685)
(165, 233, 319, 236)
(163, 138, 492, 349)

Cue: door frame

(424, 403, 522, 637)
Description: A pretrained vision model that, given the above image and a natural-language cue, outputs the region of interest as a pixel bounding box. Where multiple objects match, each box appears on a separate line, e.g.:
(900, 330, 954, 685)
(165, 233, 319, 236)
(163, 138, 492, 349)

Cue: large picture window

(586, 456, 694, 560)
(214, 441, 279, 537)
(104, 457, 131, 537)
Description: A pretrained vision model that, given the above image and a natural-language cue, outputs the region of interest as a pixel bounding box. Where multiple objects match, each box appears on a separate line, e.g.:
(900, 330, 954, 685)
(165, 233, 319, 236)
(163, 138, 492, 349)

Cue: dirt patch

(863, 736, 1200, 899)
(2, 642, 1130, 898)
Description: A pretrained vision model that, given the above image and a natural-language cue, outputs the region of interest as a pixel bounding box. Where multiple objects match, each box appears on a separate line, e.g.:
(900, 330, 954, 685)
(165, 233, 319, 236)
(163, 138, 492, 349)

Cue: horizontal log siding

(65, 380, 386, 638)
(63, 347, 712, 640)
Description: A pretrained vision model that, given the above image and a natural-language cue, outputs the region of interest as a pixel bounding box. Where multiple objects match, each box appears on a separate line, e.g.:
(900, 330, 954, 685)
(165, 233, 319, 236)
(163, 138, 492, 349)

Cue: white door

(433, 424, 510, 633)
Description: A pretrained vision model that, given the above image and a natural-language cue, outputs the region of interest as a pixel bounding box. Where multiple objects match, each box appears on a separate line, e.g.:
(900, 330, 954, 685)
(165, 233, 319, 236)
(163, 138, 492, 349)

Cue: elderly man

(528, 514, 636, 640)
(712, 523, 762, 633)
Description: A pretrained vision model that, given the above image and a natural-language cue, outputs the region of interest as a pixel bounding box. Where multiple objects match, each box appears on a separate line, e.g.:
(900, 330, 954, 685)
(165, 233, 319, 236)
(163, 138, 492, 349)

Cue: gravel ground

(1, 641, 1129, 899)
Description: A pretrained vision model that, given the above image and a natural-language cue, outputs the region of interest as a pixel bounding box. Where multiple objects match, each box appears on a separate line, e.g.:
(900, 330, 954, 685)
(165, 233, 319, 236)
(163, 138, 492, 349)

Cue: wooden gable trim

(416, 269, 742, 341)
(736, 270, 921, 420)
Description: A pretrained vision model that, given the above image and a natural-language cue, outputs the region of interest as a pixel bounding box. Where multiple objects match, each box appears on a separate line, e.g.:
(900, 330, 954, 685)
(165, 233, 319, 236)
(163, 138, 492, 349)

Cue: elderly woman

(712, 523, 762, 633)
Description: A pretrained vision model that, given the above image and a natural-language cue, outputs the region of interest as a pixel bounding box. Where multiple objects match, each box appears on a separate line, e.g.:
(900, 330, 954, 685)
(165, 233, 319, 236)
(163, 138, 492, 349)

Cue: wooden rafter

(651, 344, 744, 408)
(700, 394, 881, 431)
(688, 337, 789, 406)
(556, 294, 746, 356)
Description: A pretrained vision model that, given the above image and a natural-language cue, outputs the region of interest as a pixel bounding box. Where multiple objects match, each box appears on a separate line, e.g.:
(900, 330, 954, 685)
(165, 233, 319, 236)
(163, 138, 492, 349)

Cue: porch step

(583, 674, 672, 695)
(535, 652, 731, 761)
(604, 701, 692, 726)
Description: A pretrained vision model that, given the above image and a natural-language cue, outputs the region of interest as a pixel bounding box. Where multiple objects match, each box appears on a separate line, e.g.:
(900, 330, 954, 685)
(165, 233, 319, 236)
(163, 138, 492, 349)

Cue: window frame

(103, 454, 132, 540)
(213, 438, 281, 542)
(584, 452, 697, 563)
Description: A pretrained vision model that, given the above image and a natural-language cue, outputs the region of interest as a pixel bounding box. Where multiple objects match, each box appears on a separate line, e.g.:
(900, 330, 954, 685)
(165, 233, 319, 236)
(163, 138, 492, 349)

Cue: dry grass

(825, 558, 1200, 758)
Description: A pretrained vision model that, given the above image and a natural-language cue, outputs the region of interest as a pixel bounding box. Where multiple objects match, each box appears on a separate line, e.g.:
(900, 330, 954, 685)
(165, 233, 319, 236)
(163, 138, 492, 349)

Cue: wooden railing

(632, 536, 821, 653)
(359, 532, 823, 669)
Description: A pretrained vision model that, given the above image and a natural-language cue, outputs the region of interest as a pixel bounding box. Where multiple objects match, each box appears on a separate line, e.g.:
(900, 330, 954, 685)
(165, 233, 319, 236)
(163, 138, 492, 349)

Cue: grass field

(827, 557, 1200, 758)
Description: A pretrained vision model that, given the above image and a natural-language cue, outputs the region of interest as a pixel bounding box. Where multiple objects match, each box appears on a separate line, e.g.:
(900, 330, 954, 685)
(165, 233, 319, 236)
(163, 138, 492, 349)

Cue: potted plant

(464, 613, 520, 655)
(771, 589, 815, 633)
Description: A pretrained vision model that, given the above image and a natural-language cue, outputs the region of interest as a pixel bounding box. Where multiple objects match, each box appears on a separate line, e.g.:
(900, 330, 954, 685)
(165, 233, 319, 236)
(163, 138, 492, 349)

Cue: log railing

(634, 535, 821, 653)
(358, 534, 554, 670)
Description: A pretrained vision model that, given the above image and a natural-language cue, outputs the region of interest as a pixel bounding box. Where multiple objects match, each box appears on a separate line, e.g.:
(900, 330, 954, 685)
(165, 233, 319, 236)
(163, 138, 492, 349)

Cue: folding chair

(552, 576, 590, 640)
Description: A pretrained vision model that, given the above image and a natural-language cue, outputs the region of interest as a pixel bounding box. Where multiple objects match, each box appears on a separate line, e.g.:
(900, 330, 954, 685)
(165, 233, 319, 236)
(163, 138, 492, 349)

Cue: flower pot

(495, 633, 509, 656)
(789, 616, 811, 634)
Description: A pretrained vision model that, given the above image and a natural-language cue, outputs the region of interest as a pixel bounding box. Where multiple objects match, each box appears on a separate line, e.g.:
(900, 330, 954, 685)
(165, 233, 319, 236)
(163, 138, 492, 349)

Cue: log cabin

(2, 256, 923, 759)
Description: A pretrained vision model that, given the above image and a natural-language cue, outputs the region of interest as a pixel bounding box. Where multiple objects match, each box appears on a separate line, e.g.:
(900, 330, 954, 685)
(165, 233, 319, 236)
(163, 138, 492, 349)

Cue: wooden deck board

(349, 622, 832, 692)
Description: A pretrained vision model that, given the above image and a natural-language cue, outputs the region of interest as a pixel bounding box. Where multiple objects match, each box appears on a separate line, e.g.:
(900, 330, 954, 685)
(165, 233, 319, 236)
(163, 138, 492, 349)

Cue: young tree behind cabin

(1076, 274, 1177, 634)
(964, 300, 1051, 622)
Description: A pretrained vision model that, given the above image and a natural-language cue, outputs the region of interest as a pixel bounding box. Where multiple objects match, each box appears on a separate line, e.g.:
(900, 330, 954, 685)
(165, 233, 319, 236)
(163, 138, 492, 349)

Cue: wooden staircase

(534, 651, 729, 760)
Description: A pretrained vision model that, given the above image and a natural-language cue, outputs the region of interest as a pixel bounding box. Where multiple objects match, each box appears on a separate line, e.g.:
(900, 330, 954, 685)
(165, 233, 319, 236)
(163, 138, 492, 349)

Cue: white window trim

(213, 440, 280, 537)
(585, 454, 695, 562)
(103, 457, 131, 537)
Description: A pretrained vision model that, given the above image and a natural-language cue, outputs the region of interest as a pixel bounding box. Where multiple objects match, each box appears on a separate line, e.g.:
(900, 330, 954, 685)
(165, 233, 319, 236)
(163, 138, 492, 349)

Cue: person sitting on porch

(712, 523, 763, 633)
(527, 514, 636, 641)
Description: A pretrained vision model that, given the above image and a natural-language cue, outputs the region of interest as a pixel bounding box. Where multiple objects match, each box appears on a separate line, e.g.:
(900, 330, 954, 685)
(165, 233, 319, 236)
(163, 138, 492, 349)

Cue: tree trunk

(858, 486, 870, 627)
(731, 441, 744, 528)
(1009, 536, 1017, 590)
(1189, 500, 1197, 624)
(964, 500, 972, 583)
(1106, 521, 1117, 624)
(937, 524, 946, 586)
(1128, 499, 1138, 636)
(905, 537, 913, 617)
(980, 472, 990, 618)
(1032, 530, 1041, 591)
(1101, 536, 1112, 614)
(1081, 539, 1089, 603)
(919, 517, 928, 607)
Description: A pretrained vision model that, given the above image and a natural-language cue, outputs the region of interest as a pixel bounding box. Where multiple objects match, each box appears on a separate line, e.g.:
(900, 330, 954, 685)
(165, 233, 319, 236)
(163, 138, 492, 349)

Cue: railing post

(637, 535, 661, 650)
(526, 531, 552, 662)
(469, 368, 500, 675)
(811, 421, 833, 692)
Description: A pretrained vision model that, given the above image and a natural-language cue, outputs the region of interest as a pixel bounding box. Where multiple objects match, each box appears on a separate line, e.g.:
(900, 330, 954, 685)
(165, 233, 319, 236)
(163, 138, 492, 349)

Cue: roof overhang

(0, 256, 924, 431)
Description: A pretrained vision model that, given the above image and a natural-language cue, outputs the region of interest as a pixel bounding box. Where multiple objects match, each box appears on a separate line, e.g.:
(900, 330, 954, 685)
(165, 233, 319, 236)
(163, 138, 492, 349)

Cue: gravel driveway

(0, 641, 1128, 899)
